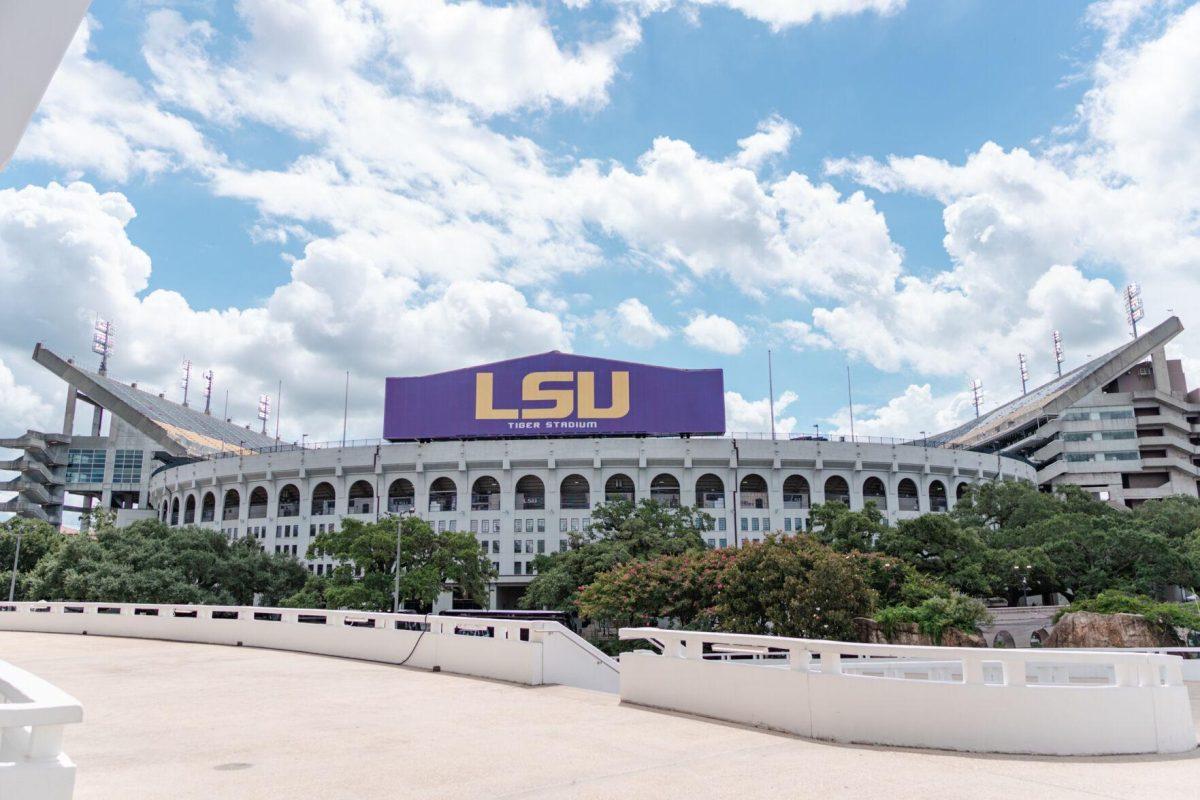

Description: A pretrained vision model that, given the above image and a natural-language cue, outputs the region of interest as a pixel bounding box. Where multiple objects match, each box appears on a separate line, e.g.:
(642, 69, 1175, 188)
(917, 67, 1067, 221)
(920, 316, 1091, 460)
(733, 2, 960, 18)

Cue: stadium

(2, 346, 1035, 608)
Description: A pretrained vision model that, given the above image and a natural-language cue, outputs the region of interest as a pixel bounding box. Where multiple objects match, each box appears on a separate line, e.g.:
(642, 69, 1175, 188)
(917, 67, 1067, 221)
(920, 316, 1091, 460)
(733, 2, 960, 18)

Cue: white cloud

(621, 0, 906, 31)
(733, 115, 799, 169)
(725, 389, 799, 434)
(14, 16, 219, 181)
(683, 313, 748, 354)
(824, 384, 973, 440)
(0, 182, 569, 442)
(593, 298, 670, 347)
(773, 319, 832, 351)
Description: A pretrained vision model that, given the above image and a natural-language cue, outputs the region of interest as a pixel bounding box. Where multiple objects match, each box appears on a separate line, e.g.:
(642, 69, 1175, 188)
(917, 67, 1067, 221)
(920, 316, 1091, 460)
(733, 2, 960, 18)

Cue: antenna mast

(91, 319, 115, 374)
(202, 370, 214, 415)
(1018, 353, 1029, 395)
(1123, 282, 1144, 339)
(1052, 330, 1064, 378)
(969, 378, 983, 419)
(180, 359, 192, 407)
(257, 394, 271, 435)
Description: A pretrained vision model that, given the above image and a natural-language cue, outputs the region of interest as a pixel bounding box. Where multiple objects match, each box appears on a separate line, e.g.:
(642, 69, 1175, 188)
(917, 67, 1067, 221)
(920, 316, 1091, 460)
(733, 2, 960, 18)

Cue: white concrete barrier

(0, 603, 618, 694)
(618, 628, 1196, 756)
(0, 658, 83, 800)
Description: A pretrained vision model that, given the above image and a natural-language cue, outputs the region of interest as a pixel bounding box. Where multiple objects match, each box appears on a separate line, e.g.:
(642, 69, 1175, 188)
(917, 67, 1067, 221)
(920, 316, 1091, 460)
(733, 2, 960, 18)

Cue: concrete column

(62, 387, 77, 435)
(1150, 347, 1172, 394)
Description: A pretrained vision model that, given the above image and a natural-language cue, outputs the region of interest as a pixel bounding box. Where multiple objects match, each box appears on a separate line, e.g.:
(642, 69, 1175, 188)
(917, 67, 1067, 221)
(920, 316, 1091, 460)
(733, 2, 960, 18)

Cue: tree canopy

(29, 518, 307, 605)
(290, 514, 495, 611)
(520, 499, 709, 611)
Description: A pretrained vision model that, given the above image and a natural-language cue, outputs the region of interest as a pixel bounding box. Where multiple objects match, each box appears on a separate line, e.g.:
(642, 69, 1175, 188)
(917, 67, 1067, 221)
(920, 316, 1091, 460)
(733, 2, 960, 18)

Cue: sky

(1, 0, 1199, 445)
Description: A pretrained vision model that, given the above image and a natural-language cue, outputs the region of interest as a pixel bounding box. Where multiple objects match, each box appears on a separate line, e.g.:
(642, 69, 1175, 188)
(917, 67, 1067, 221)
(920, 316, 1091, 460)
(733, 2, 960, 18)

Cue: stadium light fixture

(91, 319, 115, 374)
(1052, 330, 1064, 378)
(257, 394, 271, 435)
(969, 378, 983, 419)
(1124, 282, 1144, 338)
(180, 359, 192, 407)
(202, 370, 214, 415)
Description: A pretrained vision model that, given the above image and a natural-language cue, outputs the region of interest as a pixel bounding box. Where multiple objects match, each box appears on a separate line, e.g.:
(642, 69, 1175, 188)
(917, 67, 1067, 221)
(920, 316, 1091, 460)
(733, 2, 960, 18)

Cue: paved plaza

(3, 632, 1199, 799)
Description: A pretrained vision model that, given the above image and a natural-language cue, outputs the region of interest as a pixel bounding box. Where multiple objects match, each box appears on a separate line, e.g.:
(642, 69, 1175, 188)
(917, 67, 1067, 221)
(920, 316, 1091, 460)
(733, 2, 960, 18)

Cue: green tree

(302, 514, 494, 611)
(876, 514, 991, 597)
(715, 534, 876, 639)
(28, 519, 306, 605)
(0, 517, 66, 600)
(875, 593, 993, 645)
(808, 501, 887, 553)
(521, 499, 709, 611)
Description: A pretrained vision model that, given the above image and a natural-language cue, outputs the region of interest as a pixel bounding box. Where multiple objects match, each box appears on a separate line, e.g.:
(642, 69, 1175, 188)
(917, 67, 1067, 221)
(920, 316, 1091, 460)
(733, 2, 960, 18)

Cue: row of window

(1061, 408, 1135, 422)
(65, 448, 145, 484)
(1062, 430, 1137, 442)
(163, 473, 966, 525)
(1065, 451, 1141, 463)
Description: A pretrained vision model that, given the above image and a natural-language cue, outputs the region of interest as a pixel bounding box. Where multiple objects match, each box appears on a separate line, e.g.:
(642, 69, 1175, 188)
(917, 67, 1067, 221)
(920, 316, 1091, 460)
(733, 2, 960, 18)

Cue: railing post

(962, 655, 985, 685)
(821, 647, 842, 674)
(787, 646, 811, 671)
(26, 724, 64, 761)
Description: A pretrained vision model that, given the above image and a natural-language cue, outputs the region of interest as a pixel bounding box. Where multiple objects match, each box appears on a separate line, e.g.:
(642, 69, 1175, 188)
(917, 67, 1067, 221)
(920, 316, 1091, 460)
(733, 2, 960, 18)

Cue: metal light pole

(8, 532, 22, 602)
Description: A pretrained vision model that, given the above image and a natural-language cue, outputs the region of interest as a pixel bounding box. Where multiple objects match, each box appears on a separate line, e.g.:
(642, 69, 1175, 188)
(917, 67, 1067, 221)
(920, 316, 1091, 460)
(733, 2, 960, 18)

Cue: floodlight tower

(969, 378, 983, 419)
(257, 394, 271, 435)
(91, 319, 114, 374)
(180, 359, 192, 407)
(202, 370, 214, 415)
(1018, 353, 1029, 395)
(1052, 330, 1064, 378)
(1124, 282, 1144, 339)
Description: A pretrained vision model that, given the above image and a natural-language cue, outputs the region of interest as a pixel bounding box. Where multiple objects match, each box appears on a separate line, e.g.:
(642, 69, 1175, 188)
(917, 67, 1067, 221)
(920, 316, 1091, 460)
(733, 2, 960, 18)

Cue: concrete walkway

(2, 631, 1198, 799)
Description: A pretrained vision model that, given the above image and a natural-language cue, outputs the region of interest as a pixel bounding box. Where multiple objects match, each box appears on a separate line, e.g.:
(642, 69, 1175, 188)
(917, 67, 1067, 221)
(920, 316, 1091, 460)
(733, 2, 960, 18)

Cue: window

(582, 516, 589, 529)
(525, 519, 534, 533)
(1063, 432, 1093, 442)
(448, 520, 457, 532)
(513, 562, 521, 574)
(480, 540, 489, 553)
(514, 519, 522, 533)
(717, 518, 726, 532)
(1066, 453, 1095, 462)
(751, 518, 759, 532)
(65, 449, 106, 483)
(762, 517, 769, 531)
(794, 518, 803, 532)
(740, 517, 748, 531)
(515, 540, 523, 553)
(471, 519, 478, 533)
(708, 538, 716, 547)
(437, 520, 445, 532)
(559, 539, 567, 552)
(491, 541, 499, 554)
(559, 518, 568, 533)
(1107, 451, 1141, 461)
(493, 519, 501, 533)
(111, 449, 143, 484)
(536, 518, 545, 533)
(537, 540, 545, 554)
(492, 562, 500, 573)
(784, 518, 792, 532)
(719, 538, 727, 548)
(525, 539, 533, 553)
(570, 518, 579, 531)
(1101, 430, 1136, 440)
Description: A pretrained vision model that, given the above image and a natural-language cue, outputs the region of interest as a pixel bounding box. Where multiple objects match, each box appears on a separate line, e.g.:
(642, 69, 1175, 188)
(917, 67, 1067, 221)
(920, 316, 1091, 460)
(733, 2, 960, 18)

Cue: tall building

(930, 316, 1200, 507)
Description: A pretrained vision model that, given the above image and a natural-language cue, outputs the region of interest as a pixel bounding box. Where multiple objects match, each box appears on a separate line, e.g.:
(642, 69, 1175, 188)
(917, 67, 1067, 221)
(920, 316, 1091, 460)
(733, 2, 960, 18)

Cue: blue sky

(1, 0, 1198, 442)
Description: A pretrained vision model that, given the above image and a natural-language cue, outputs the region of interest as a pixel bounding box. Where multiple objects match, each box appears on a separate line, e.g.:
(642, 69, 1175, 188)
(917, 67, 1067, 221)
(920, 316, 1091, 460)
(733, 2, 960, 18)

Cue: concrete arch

(897, 478, 919, 512)
(183, 494, 197, 524)
(387, 478, 415, 513)
(428, 477, 457, 512)
(650, 473, 681, 507)
(471, 476, 501, 511)
(823, 475, 850, 506)
(515, 475, 545, 510)
(740, 473, 769, 509)
(862, 476, 887, 510)
(992, 630, 1016, 648)
(604, 473, 635, 504)
(782, 474, 810, 509)
(928, 479, 948, 512)
(348, 480, 375, 515)
(560, 474, 590, 510)
(248, 486, 269, 519)
(311, 481, 337, 516)
(277, 484, 300, 518)
(695, 473, 725, 509)
(222, 488, 240, 522)
(170, 496, 180, 526)
(200, 491, 216, 523)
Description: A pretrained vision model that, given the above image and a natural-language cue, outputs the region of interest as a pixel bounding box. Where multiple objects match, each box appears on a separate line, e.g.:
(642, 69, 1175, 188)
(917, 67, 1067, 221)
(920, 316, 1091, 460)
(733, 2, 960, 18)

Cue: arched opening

(929, 480, 948, 512)
(222, 489, 240, 521)
(862, 476, 887, 509)
(992, 630, 1016, 649)
(170, 497, 180, 525)
(387, 479, 415, 513)
(956, 481, 970, 501)
(560, 474, 590, 509)
(348, 480, 375, 514)
(604, 473, 635, 504)
(428, 477, 457, 512)
(183, 495, 196, 524)
(1030, 629, 1048, 648)
(515, 475, 545, 510)
(248, 487, 269, 519)
(160, 500, 168, 521)
(783, 475, 810, 509)
(471, 476, 501, 511)
(897, 478, 919, 511)
(824, 476, 850, 506)
(200, 492, 215, 523)
(311, 482, 336, 516)
(277, 484, 300, 517)
(695, 474, 725, 509)
(739, 474, 768, 509)
(650, 473, 680, 507)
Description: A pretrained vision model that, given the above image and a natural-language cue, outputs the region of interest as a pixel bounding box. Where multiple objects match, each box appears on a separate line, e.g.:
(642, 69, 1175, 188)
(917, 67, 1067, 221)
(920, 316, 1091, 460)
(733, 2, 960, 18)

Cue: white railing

(0, 659, 83, 800)
(618, 628, 1196, 756)
(0, 603, 618, 694)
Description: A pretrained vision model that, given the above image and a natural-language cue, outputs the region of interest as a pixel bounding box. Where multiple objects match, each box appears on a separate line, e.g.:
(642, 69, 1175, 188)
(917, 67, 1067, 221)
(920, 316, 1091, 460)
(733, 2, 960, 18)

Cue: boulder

(1044, 611, 1183, 648)
(852, 617, 985, 647)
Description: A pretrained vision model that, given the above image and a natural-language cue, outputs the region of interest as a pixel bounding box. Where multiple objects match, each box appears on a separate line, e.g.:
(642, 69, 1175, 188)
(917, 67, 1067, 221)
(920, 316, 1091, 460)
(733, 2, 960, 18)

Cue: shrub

(875, 593, 992, 645)
(1055, 590, 1200, 632)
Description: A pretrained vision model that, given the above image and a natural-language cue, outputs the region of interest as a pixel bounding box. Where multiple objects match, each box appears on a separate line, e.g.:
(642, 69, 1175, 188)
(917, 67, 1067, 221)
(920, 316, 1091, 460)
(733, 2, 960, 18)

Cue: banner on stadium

(383, 352, 725, 440)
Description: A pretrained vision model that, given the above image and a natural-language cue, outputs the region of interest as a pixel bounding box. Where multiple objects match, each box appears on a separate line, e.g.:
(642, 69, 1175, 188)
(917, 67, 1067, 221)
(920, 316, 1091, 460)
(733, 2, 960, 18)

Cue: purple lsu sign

(383, 352, 725, 440)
